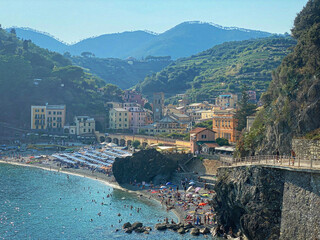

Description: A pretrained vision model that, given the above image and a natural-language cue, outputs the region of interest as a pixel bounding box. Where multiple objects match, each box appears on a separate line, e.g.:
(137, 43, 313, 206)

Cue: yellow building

(201, 110, 215, 120)
(31, 105, 66, 132)
(109, 108, 129, 130)
(31, 106, 46, 130)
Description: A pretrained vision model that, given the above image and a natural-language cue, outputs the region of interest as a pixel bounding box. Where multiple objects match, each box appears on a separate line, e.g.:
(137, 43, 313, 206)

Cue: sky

(0, 0, 309, 44)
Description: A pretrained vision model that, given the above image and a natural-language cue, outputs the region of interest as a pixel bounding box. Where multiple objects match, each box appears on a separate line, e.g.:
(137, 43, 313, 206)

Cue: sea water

(0, 164, 211, 239)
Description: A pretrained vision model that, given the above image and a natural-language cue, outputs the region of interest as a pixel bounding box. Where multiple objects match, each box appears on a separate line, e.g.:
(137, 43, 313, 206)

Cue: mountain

(10, 22, 272, 59)
(130, 21, 272, 59)
(0, 28, 121, 130)
(135, 36, 296, 102)
(6, 27, 68, 53)
(67, 31, 156, 58)
(69, 56, 172, 89)
(238, 0, 320, 156)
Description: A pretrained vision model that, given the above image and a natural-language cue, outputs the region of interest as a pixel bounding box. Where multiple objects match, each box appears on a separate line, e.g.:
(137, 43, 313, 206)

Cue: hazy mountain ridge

(8, 21, 272, 59)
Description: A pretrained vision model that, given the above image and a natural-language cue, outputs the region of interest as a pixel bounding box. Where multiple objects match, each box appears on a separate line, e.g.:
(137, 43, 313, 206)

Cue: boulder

(131, 222, 143, 230)
(178, 228, 186, 234)
(200, 227, 210, 234)
(155, 223, 167, 231)
(134, 227, 145, 233)
(112, 149, 178, 184)
(124, 227, 133, 233)
(122, 222, 131, 229)
(190, 228, 200, 236)
(184, 222, 193, 229)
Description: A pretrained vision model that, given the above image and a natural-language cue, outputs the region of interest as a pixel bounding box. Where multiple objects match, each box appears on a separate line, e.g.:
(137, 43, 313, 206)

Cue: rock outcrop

(112, 149, 177, 184)
(238, 0, 320, 156)
(213, 166, 320, 240)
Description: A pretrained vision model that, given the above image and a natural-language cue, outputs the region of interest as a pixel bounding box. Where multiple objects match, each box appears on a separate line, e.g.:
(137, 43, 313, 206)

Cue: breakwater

(214, 165, 320, 240)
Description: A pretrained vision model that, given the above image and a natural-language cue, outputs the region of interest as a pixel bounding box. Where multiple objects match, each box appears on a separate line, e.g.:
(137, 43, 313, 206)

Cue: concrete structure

(190, 127, 216, 154)
(246, 115, 256, 131)
(109, 108, 129, 130)
(31, 104, 66, 132)
(95, 132, 190, 150)
(212, 108, 238, 143)
(153, 92, 164, 122)
(215, 93, 238, 108)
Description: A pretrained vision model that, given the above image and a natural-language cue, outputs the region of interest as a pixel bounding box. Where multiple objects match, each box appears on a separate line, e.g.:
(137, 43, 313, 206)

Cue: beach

(0, 151, 217, 234)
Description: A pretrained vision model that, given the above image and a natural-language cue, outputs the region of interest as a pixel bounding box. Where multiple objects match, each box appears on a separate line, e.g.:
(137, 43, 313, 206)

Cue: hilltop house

(190, 127, 216, 154)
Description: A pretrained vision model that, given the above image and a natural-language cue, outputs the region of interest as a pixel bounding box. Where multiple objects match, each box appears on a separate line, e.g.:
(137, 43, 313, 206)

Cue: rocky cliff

(238, 0, 320, 156)
(112, 149, 177, 185)
(213, 166, 320, 240)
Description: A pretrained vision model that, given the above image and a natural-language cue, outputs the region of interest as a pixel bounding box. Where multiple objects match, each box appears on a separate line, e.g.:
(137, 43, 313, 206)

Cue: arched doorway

(127, 140, 132, 146)
(119, 139, 126, 146)
(99, 136, 105, 143)
(106, 137, 112, 143)
(113, 138, 119, 145)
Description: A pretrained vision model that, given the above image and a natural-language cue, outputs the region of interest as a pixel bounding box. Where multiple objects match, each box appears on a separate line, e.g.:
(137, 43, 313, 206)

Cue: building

(31, 105, 46, 130)
(215, 93, 238, 108)
(46, 105, 66, 132)
(31, 104, 66, 132)
(122, 90, 146, 107)
(153, 92, 164, 122)
(142, 115, 188, 135)
(201, 110, 215, 120)
(247, 90, 257, 103)
(127, 107, 147, 134)
(212, 108, 238, 143)
(109, 108, 129, 130)
(190, 127, 216, 154)
(74, 116, 95, 135)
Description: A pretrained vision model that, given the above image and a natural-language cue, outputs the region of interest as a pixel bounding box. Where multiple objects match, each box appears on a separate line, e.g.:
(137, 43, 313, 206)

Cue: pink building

(122, 90, 146, 107)
(124, 106, 147, 133)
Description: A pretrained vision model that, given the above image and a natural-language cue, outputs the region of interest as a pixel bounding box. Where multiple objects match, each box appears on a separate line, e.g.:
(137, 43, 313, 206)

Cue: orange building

(212, 108, 238, 143)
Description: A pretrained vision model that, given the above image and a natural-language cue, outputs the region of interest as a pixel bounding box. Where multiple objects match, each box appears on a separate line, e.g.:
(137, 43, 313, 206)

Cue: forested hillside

(69, 55, 172, 89)
(0, 28, 121, 129)
(238, 0, 320, 156)
(136, 36, 296, 101)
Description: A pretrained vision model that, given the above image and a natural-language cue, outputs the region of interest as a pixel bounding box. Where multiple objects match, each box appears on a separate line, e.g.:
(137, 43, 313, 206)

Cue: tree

(81, 52, 95, 58)
(10, 28, 16, 35)
(216, 138, 229, 146)
(132, 140, 140, 149)
(235, 86, 256, 131)
(144, 102, 152, 111)
(102, 84, 123, 102)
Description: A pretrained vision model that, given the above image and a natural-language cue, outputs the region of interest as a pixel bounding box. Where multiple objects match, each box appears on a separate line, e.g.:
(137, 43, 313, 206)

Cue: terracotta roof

(202, 143, 220, 148)
(189, 127, 208, 134)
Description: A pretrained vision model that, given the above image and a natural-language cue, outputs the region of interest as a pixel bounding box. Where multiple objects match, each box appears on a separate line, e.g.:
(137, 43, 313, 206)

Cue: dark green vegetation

(215, 138, 229, 146)
(0, 27, 122, 129)
(9, 22, 271, 59)
(238, 0, 320, 156)
(235, 88, 257, 131)
(194, 120, 213, 129)
(136, 36, 296, 101)
(69, 55, 172, 89)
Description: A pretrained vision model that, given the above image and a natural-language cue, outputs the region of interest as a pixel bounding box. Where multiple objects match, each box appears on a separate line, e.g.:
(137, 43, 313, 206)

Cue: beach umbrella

(166, 182, 172, 185)
(160, 186, 167, 189)
(186, 193, 193, 197)
(199, 202, 207, 206)
(189, 181, 195, 185)
(151, 191, 157, 194)
(194, 187, 201, 193)
(193, 194, 200, 198)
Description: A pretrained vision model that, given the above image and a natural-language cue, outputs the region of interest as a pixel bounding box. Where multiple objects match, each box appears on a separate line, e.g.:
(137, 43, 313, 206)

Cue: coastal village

(1, 0, 320, 239)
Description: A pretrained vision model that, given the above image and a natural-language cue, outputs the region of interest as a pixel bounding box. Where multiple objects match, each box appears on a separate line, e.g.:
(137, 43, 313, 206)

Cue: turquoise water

(0, 164, 209, 239)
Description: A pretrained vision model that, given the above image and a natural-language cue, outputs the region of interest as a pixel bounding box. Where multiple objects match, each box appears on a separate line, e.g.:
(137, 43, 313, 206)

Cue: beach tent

(189, 181, 195, 185)
(194, 187, 201, 193)
(160, 186, 167, 189)
(166, 182, 172, 185)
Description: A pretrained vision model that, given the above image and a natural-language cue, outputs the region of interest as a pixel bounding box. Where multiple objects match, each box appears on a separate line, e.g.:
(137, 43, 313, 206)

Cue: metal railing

(220, 155, 320, 170)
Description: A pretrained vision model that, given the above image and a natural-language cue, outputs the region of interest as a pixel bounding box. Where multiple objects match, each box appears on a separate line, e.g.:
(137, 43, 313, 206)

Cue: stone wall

(214, 166, 320, 240)
(292, 139, 320, 159)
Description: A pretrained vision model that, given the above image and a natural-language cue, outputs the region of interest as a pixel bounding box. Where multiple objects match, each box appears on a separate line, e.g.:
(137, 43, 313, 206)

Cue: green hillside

(69, 55, 172, 89)
(0, 28, 121, 130)
(136, 36, 296, 102)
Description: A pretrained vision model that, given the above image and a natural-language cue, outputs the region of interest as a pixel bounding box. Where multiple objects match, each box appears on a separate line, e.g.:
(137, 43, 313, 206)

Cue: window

(125, 113, 127, 116)
(53, 111, 56, 115)
(119, 118, 121, 121)
(48, 111, 51, 114)
(53, 123, 56, 126)
(88, 123, 91, 126)
(53, 117, 56, 120)
(84, 129, 86, 132)
(119, 113, 122, 116)
(125, 124, 127, 127)
(41, 109, 44, 112)
(125, 118, 127, 121)
(119, 124, 122, 127)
